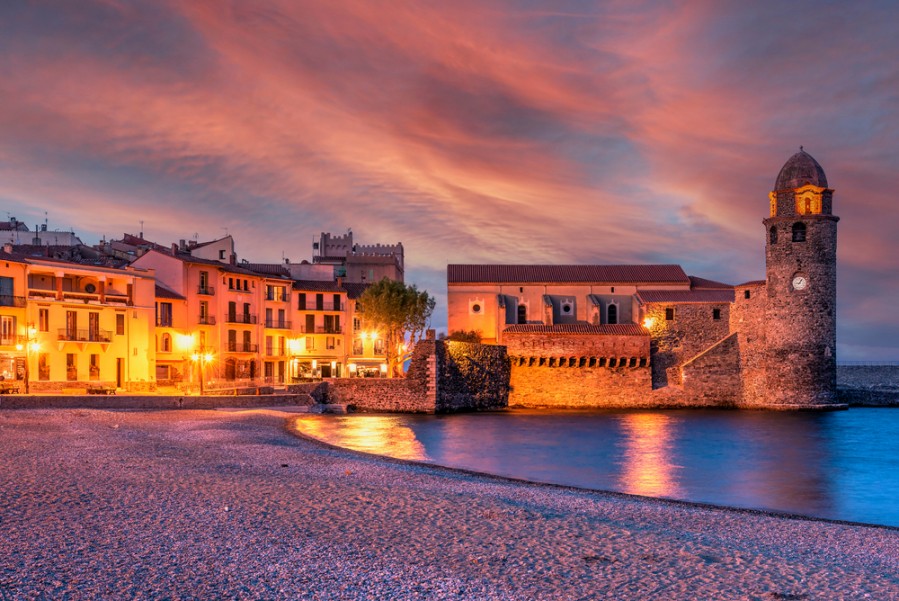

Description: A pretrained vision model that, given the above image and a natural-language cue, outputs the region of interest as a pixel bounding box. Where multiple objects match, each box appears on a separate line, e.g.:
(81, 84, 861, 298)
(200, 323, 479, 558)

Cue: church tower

(763, 149, 839, 407)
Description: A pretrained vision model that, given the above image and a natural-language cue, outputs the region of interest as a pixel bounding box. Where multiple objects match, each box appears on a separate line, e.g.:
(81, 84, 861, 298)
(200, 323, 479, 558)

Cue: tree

(446, 330, 481, 343)
(359, 278, 436, 377)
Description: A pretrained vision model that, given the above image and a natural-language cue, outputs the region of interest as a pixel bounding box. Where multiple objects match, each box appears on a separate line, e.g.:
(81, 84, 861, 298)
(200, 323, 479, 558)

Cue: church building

(447, 150, 840, 409)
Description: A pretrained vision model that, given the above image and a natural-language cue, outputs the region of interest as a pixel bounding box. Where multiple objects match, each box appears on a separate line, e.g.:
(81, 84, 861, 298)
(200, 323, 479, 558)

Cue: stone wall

(0, 393, 313, 410)
(643, 302, 731, 388)
(681, 333, 741, 407)
(504, 330, 652, 408)
(327, 340, 509, 413)
(731, 282, 768, 406)
(836, 365, 899, 406)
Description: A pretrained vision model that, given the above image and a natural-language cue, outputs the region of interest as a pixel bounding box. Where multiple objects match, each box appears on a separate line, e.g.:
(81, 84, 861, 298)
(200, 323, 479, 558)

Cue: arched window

(792, 222, 806, 242)
(607, 303, 618, 325)
(769, 226, 777, 244)
(517, 304, 527, 324)
(161, 333, 171, 353)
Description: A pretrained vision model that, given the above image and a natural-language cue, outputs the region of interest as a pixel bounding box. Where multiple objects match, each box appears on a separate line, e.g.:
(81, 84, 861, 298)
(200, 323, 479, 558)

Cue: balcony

(298, 302, 341, 311)
(265, 348, 288, 357)
(298, 325, 343, 334)
(225, 313, 257, 325)
(265, 293, 291, 303)
(198, 286, 215, 296)
(226, 342, 259, 353)
(0, 295, 26, 308)
(198, 315, 217, 325)
(58, 328, 113, 343)
(264, 319, 292, 329)
(156, 317, 173, 327)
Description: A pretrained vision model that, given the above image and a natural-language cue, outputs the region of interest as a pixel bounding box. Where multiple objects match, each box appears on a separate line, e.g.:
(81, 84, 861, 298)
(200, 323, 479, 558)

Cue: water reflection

(288, 409, 899, 527)
(293, 415, 429, 461)
(617, 413, 681, 498)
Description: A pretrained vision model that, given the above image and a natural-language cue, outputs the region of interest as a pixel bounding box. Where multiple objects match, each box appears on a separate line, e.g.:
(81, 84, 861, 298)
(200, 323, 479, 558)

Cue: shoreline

(287, 414, 899, 533)
(2, 408, 898, 599)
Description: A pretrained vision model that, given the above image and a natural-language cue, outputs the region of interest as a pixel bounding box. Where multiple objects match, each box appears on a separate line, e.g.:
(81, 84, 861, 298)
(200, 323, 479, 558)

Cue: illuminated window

(39, 309, 49, 332)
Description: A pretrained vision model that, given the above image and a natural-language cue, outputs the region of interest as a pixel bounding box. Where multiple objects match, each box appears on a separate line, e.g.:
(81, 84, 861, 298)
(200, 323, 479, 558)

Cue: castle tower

(763, 149, 839, 407)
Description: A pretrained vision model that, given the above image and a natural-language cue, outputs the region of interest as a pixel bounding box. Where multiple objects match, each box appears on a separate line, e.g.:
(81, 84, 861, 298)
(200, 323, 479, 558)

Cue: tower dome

(774, 148, 828, 190)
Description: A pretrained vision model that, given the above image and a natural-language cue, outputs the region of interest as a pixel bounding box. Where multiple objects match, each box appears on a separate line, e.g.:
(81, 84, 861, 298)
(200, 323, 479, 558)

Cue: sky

(1, 1, 898, 360)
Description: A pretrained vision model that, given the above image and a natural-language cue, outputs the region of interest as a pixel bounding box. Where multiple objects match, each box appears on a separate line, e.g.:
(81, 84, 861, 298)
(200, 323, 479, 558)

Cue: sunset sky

(1, 1, 898, 359)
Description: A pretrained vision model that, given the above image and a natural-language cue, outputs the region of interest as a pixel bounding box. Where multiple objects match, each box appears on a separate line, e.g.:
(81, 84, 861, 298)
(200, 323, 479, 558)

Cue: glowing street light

(191, 350, 215, 395)
(16, 324, 40, 394)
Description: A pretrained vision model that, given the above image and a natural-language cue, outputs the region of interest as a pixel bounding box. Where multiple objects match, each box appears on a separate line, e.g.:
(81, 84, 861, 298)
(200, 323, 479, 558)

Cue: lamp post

(191, 350, 214, 395)
(175, 333, 196, 392)
(16, 325, 40, 394)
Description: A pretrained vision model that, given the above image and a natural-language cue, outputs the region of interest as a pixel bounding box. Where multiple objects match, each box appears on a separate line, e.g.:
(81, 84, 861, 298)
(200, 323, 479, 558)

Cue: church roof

(503, 324, 648, 336)
(448, 264, 689, 285)
(638, 289, 735, 304)
(774, 149, 828, 190)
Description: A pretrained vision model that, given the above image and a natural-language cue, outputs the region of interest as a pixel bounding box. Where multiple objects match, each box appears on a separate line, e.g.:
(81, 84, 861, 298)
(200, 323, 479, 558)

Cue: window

(200, 301, 209, 323)
(39, 309, 49, 332)
(0, 316, 14, 346)
(374, 338, 385, 355)
(0, 276, 14, 306)
(665, 307, 675, 321)
(353, 317, 361, 331)
(228, 277, 234, 290)
(326, 336, 336, 350)
(713, 308, 721, 320)
(116, 314, 125, 335)
(305, 314, 315, 334)
(161, 333, 172, 352)
(305, 336, 315, 351)
(792, 222, 806, 242)
(315, 294, 324, 310)
(66, 353, 77, 381)
(607, 304, 618, 325)
(243, 279, 248, 291)
(199, 271, 209, 291)
(242, 330, 251, 350)
(219, 250, 226, 260)
(333, 294, 341, 311)
(770, 226, 778, 245)
(298, 293, 307, 310)
(228, 301, 237, 321)
(517, 304, 527, 324)
(744, 290, 751, 300)
(353, 338, 363, 355)
(265, 335, 273, 356)
(265, 307, 273, 327)
(157, 302, 173, 327)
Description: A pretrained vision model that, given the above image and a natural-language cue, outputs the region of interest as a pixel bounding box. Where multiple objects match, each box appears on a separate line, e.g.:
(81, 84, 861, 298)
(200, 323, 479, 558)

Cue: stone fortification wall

(644, 302, 731, 388)
(504, 331, 652, 408)
(328, 340, 508, 413)
(681, 333, 741, 407)
(730, 282, 767, 406)
(836, 365, 899, 406)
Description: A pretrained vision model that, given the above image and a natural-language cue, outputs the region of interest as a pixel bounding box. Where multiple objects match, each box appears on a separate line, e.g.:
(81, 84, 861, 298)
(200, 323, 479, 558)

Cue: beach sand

(1, 408, 897, 600)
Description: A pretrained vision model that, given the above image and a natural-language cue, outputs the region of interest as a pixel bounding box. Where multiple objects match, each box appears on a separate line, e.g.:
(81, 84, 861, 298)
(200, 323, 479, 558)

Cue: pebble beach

(1, 408, 897, 600)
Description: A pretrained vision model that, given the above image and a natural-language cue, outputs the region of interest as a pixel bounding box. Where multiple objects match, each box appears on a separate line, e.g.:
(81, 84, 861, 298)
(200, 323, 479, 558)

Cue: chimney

(230, 253, 236, 265)
(171, 243, 179, 255)
(179, 239, 186, 251)
(336, 276, 344, 288)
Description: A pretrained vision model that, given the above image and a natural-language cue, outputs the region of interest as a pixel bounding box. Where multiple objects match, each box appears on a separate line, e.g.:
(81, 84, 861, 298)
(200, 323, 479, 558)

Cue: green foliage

(446, 330, 481, 344)
(359, 278, 436, 377)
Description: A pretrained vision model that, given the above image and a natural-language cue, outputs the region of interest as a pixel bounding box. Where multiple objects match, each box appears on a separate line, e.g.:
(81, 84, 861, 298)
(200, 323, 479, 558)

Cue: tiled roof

(244, 263, 291, 277)
(736, 280, 766, 287)
(503, 324, 648, 336)
(448, 264, 689, 284)
(637, 289, 735, 304)
(688, 275, 733, 289)
(155, 284, 185, 300)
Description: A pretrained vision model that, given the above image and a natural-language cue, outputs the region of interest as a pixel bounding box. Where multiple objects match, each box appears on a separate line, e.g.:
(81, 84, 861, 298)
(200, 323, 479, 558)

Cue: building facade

(447, 150, 840, 409)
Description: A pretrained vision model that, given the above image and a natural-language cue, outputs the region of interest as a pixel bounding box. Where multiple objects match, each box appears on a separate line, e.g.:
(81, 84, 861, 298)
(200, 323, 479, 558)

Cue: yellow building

(0, 248, 157, 392)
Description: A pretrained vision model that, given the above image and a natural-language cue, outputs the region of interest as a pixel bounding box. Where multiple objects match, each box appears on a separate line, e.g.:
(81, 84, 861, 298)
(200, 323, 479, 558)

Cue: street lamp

(191, 350, 214, 395)
(175, 333, 196, 391)
(15, 325, 40, 394)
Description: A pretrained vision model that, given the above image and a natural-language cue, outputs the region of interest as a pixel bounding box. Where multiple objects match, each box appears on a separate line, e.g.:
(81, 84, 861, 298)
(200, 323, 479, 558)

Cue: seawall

(837, 365, 899, 406)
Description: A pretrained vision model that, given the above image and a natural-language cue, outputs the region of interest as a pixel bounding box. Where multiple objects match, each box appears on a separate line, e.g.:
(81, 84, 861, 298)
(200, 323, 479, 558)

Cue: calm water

(293, 408, 899, 527)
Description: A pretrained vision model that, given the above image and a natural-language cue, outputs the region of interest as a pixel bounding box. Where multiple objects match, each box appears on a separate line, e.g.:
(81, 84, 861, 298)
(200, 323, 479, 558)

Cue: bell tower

(763, 148, 840, 407)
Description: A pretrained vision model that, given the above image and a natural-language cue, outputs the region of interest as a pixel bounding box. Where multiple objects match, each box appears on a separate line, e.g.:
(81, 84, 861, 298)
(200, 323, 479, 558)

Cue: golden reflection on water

(618, 413, 681, 498)
(293, 415, 429, 461)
